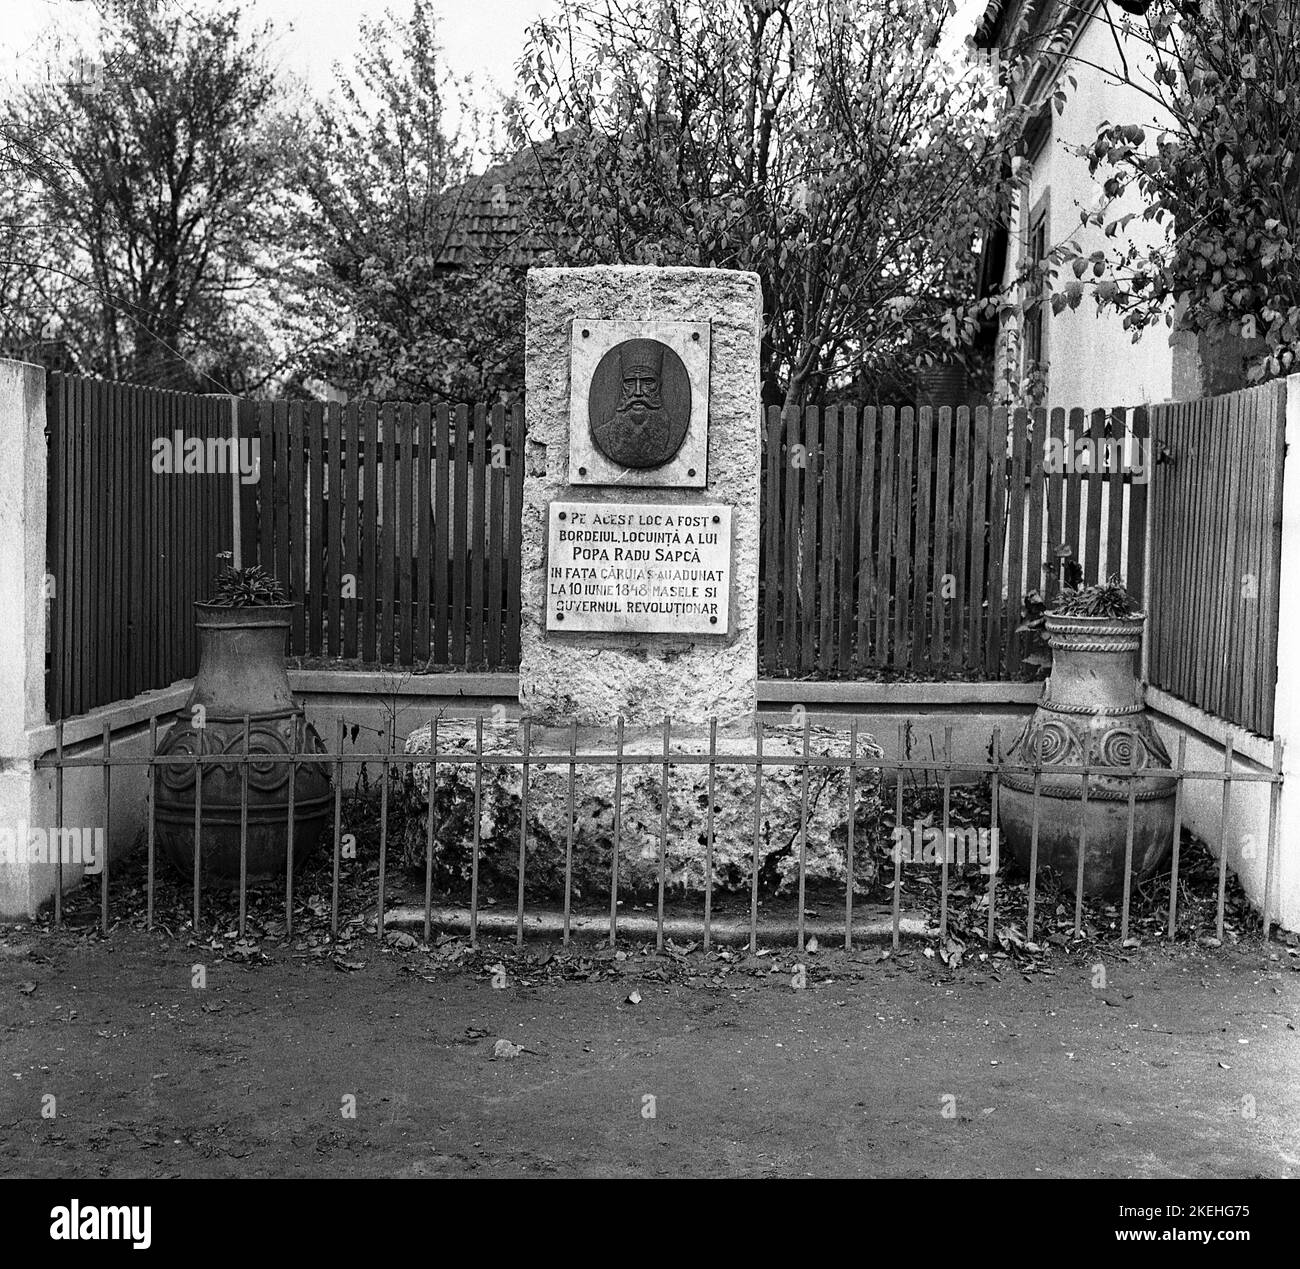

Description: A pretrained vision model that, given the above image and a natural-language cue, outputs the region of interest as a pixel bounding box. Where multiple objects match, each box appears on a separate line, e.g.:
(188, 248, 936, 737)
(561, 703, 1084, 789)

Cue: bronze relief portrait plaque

(568, 319, 710, 488)
(587, 338, 691, 470)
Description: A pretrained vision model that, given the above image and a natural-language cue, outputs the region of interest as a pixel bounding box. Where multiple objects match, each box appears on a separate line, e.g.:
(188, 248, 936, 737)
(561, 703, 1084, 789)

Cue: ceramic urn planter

(998, 612, 1176, 896)
(154, 602, 332, 887)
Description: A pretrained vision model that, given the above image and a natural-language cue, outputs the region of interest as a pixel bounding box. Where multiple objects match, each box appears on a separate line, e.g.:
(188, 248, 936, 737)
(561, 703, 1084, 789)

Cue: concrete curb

(383, 904, 931, 946)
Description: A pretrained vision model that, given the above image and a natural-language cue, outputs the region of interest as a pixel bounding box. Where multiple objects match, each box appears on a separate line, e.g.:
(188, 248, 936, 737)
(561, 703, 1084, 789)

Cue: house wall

(998, 13, 1180, 410)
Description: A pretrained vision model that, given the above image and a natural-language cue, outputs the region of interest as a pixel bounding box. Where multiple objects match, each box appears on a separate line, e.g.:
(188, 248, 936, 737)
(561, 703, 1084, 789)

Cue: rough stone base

(402, 721, 884, 899)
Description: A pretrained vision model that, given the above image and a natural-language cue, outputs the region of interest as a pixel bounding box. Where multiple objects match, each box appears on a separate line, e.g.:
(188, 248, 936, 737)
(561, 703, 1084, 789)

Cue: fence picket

(470, 403, 488, 667)
(1004, 408, 1028, 672)
(894, 407, 915, 670)
(875, 407, 897, 668)
(855, 407, 878, 671)
(930, 407, 952, 669)
(1105, 407, 1127, 584)
(399, 403, 416, 666)
(984, 407, 1009, 676)
(1127, 407, 1148, 604)
(949, 407, 969, 668)
(487, 404, 506, 669)
(504, 403, 525, 665)
(800, 405, 821, 673)
(781, 406, 800, 671)
(762, 406, 781, 672)
(339, 403, 357, 660)
(838, 405, 859, 673)
(819, 406, 840, 672)
(912, 406, 933, 668)
(968, 406, 989, 672)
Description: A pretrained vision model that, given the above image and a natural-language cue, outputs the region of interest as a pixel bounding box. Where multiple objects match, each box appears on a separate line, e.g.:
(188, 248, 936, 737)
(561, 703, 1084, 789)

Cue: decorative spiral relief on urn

(156, 726, 221, 792)
(1033, 719, 1078, 764)
(1098, 728, 1143, 770)
(157, 714, 329, 799)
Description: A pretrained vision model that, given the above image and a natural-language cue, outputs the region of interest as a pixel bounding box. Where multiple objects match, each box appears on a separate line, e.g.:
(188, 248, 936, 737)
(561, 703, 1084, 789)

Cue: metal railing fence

(34, 715, 1284, 952)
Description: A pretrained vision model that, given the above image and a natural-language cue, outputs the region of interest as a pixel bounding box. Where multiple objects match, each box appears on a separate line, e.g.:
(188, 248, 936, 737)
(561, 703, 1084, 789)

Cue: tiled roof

(436, 139, 562, 270)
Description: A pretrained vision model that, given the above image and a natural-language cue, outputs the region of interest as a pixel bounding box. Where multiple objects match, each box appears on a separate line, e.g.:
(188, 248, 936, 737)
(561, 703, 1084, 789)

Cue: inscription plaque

(546, 500, 732, 634)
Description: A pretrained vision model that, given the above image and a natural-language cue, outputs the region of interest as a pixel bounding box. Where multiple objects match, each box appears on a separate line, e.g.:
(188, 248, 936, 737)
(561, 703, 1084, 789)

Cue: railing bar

(939, 724, 952, 943)
(330, 716, 343, 940)
(238, 713, 250, 939)
(100, 721, 110, 935)
(471, 717, 482, 948)
(610, 716, 623, 948)
(1120, 735, 1139, 945)
(1075, 760, 1089, 937)
(988, 726, 1001, 946)
(563, 719, 576, 947)
(657, 715, 670, 952)
(1216, 731, 1235, 942)
(146, 718, 156, 931)
(1167, 732, 1186, 938)
(1262, 738, 1283, 939)
(424, 715, 436, 946)
(892, 720, 904, 950)
(704, 716, 717, 953)
(516, 716, 531, 948)
(32, 749, 1280, 781)
(193, 725, 203, 935)
(750, 720, 763, 954)
(377, 715, 391, 940)
(797, 714, 810, 953)
(844, 719, 857, 952)
(1027, 726, 1043, 942)
(54, 720, 65, 928)
(285, 741, 297, 939)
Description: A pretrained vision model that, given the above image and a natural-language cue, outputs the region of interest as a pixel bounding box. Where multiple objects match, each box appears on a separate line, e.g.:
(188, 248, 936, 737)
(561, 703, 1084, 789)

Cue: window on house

(1023, 203, 1049, 374)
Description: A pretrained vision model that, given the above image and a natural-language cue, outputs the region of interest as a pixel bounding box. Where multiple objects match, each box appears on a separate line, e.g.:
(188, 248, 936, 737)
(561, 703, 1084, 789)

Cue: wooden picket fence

(1147, 381, 1286, 737)
(46, 375, 1281, 740)
(236, 401, 525, 670)
(760, 404, 1150, 679)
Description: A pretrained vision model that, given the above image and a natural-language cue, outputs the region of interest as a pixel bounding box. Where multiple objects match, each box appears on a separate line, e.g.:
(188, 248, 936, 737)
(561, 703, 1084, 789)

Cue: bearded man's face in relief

(618, 367, 663, 427)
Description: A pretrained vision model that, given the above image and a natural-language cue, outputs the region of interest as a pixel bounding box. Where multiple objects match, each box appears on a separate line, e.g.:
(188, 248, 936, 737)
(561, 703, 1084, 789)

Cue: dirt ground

(2, 921, 1298, 1179)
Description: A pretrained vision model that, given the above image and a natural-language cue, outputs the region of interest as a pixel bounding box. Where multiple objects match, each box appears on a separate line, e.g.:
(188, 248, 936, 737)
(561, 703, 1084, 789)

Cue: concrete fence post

(1268, 375, 1300, 931)
(0, 358, 54, 917)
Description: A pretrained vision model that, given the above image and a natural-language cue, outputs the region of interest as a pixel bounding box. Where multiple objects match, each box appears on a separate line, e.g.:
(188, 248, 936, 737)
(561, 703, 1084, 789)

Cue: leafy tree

(298, 0, 526, 403)
(0, 3, 301, 392)
(512, 0, 1029, 408)
(1047, 0, 1300, 382)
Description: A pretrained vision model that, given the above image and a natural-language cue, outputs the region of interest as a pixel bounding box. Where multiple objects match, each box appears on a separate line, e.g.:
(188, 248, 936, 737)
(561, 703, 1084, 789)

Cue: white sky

(0, 0, 553, 100)
(1, 0, 987, 162)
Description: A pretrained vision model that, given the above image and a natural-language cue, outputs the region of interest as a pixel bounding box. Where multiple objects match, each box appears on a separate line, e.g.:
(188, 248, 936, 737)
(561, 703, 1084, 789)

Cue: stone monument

(519, 267, 761, 728)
